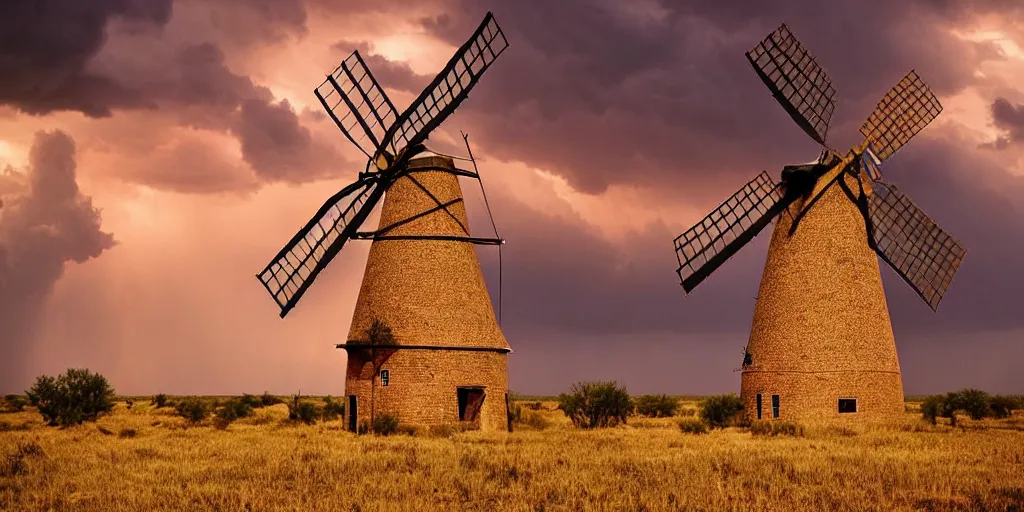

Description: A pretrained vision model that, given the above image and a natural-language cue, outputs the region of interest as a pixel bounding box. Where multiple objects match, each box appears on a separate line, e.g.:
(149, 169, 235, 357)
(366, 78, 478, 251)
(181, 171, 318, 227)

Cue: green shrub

(260, 392, 281, 407)
(557, 381, 632, 429)
(175, 397, 210, 423)
(635, 394, 679, 418)
(240, 394, 263, 409)
(920, 395, 943, 425)
(25, 368, 116, 426)
(372, 413, 400, 435)
(698, 394, 744, 429)
(321, 396, 345, 421)
(677, 418, 708, 434)
(213, 398, 253, 428)
(956, 389, 991, 420)
(989, 395, 1022, 419)
(287, 395, 319, 425)
(152, 394, 169, 409)
(2, 395, 27, 412)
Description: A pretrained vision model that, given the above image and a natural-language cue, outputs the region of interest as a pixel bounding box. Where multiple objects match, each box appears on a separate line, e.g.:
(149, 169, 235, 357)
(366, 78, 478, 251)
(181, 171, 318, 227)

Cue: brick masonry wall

(741, 166, 904, 423)
(346, 350, 509, 432)
(343, 153, 511, 431)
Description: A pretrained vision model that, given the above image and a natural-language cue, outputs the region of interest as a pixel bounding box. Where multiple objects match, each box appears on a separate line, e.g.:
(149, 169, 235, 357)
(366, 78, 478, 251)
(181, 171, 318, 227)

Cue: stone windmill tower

(257, 13, 512, 431)
(672, 24, 967, 423)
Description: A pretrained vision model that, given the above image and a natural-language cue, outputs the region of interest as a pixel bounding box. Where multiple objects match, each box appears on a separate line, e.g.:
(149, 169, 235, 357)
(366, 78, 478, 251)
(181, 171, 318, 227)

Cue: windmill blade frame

(257, 175, 386, 317)
(746, 24, 837, 147)
(866, 180, 966, 310)
(859, 70, 943, 163)
(315, 51, 401, 160)
(375, 12, 509, 164)
(675, 171, 791, 293)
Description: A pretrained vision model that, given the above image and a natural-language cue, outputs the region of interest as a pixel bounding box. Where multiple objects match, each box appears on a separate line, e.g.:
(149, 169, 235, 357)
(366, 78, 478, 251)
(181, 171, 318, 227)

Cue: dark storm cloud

(0, 0, 173, 117)
(201, 0, 308, 47)
(234, 98, 342, 182)
(988, 97, 1024, 148)
(412, 0, 1002, 196)
(0, 131, 116, 392)
(0, 0, 342, 190)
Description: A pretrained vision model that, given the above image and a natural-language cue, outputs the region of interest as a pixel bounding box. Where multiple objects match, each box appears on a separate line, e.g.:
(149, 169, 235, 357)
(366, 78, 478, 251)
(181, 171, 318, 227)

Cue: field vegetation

(1, 376, 1023, 511)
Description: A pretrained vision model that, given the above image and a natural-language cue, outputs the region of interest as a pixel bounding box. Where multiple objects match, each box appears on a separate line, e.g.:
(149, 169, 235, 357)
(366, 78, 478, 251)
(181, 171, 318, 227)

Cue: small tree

(956, 388, 991, 420)
(175, 397, 210, 424)
(920, 395, 943, 425)
(989, 395, 1022, 419)
(635, 394, 679, 418)
(260, 392, 281, 407)
(698, 394, 744, 429)
(288, 393, 319, 425)
(25, 368, 116, 426)
(240, 394, 262, 409)
(321, 395, 345, 421)
(557, 381, 632, 429)
(152, 394, 169, 409)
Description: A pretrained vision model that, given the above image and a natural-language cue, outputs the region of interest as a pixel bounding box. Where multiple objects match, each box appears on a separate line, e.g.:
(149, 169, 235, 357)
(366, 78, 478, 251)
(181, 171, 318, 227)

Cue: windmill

(257, 13, 512, 432)
(672, 24, 966, 422)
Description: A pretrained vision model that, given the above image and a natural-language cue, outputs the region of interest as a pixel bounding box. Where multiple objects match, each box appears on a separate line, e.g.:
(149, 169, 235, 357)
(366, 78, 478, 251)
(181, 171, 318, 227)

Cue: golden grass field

(2, 398, 1023, 512)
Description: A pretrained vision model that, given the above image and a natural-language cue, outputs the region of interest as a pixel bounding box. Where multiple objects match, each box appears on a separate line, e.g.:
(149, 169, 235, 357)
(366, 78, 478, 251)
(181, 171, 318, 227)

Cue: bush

(260, 392, 281, 407)
(989, 395, 1022, 419)
(118, 428, 137, 439)
(956, 388, 991, 420)
(920, 395, 943, 425)
(557, 381, 632, 429)
(677, 418, 708, 434)
(321, 396, 345, 421)
(240, 394, 263, 409)
(2, 395, 27, 413)
(152, 394, 169, 409)
(635, 394, 679, 418)
(175, 397, 210, 423)
(25, 368, 116, 426)
(287, 395, 319, 425)
(372, 413, 400, 435)
(698, 394, 744, 429)
(213, 398, 253, 428)
(125, 398, 135, 410)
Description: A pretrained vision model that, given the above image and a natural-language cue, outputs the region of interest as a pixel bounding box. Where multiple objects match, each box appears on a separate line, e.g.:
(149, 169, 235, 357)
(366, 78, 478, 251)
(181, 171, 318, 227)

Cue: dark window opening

(756, 394, 763, 420)
(348, 395, 358, 432)
(380, 369, 389, 387)
(457, 387, 485, 422)
(838, 398, 857, 414)
(771, 394, 780, 418)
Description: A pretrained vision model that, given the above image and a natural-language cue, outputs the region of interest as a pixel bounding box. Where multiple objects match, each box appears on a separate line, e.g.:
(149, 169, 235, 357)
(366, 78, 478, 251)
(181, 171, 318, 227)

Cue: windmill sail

(376, 12, 509, 162)
(675, 171, 790, 293)
(746, 24, 836, 147)
(315, 51, 400, 160)
(859, 70, 943, 163)
(867, 181, 966, 310)
(258, 176, 383, 316)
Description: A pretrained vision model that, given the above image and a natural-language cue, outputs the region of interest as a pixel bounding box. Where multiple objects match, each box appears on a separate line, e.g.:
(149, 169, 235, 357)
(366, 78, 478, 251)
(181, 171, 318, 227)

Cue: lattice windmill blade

(675, 171, 792, 293)
(315, 51, 401, 161)
(746, 24, 837, 147)
(258, 175, 385, 317)
(859, 70, 943, 164)
(376, 12, 509, 163)
(867, 181, 966, 311)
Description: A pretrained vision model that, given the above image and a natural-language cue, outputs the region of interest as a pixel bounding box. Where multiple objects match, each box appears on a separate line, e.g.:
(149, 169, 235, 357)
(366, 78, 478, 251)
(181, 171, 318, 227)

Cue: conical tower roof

(346, 153, 509, 351)
(742, 166, 903, 421)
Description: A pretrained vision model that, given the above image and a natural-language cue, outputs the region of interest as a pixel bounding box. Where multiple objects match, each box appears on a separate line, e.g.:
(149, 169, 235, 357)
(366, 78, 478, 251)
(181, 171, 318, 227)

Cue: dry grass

(1, 400, 1023, 511)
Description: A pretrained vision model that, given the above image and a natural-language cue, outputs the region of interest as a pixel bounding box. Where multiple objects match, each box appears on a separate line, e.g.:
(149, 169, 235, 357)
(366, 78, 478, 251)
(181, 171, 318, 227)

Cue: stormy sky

(1, 0, 1022, 395)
